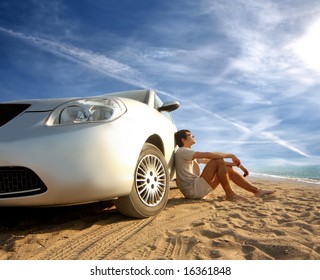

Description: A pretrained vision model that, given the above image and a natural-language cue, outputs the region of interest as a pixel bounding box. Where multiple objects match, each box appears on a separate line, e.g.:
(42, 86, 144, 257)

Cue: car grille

(0, 167, 47, 198)
(0, 104, 31, 127)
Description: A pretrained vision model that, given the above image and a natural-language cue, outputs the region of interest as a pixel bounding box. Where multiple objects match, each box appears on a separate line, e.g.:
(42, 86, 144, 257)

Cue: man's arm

(192, 151, 241, 166)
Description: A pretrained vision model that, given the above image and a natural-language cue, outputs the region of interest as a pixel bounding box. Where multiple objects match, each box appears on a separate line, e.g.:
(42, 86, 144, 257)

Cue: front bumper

(0, 111, 141, 206)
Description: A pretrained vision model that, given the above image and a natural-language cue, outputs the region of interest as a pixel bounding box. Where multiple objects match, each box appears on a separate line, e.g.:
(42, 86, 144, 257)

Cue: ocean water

(251, 165, 320, 185)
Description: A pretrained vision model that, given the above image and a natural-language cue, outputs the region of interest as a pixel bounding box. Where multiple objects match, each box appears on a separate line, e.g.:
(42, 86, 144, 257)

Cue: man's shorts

(192, 177, 212, 199)
(178, 177, 212, 199)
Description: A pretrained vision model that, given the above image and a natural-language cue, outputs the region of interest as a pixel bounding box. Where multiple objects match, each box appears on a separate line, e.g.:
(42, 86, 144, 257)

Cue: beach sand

(0, 177, 319, 260)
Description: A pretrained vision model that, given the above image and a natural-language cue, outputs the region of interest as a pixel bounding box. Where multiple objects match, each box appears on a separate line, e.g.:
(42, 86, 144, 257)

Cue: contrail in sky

(0, 26, 310, 158)
(0, 27, 148, 88)
(158, 89, 311, 158)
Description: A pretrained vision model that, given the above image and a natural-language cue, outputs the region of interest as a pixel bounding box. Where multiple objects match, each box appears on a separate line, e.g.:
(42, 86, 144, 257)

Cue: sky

(1, 0, 320, 170)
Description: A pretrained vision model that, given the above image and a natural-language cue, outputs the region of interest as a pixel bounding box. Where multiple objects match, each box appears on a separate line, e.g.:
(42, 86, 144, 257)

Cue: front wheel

(115, 143, 170, 218)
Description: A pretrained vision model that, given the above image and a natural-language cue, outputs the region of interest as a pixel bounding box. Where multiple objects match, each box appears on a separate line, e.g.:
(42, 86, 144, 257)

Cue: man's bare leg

(201, 159, 246, 201)
(227, 167, 275, 197)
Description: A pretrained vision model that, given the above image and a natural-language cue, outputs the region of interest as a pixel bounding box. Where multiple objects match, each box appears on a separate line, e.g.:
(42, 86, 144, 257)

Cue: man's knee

(207, 158, 225, 169)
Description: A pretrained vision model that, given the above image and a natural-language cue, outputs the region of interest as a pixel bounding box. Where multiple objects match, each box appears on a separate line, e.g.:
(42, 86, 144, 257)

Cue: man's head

(174, 129, 195, 147)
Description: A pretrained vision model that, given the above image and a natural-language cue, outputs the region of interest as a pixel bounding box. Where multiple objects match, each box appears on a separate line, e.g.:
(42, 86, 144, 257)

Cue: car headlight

(46, 98, 126, 126)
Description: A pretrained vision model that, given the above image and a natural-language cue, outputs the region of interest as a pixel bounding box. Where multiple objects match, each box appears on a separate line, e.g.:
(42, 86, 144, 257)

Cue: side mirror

(158, 101, 180, 112)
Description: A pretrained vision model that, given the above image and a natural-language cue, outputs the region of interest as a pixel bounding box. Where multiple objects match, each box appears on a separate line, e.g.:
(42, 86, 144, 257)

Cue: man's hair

(174, 129, 190, 147)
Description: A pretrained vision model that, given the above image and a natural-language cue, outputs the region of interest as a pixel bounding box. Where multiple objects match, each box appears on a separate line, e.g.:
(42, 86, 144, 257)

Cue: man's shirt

(175, 147, 200, 193)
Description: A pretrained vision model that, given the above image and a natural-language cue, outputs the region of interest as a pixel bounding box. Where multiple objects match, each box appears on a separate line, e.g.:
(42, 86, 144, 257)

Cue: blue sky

(1, 0, 320, 170)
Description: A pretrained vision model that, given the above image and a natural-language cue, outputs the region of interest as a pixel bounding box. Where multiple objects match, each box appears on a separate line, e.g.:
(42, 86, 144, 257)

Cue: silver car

(0, 89, 179, 218)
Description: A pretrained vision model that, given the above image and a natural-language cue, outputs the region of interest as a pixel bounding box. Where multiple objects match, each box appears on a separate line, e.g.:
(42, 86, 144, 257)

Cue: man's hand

(231, 155, 241, 167)
(239, 165, 249, 177)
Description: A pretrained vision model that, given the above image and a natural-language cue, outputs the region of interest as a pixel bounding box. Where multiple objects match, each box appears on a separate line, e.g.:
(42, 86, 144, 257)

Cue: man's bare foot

(225, 193, 248, 202)
(254, 189, 276, 197)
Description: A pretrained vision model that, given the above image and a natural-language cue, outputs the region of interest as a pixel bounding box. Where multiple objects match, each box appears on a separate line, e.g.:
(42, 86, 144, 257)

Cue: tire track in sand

(106, 190, 211, 259)
(33, 215, 155, 260)
(33, 189, 208, 260)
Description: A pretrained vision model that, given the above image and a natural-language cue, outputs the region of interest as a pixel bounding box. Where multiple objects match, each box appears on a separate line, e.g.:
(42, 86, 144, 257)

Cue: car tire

(115, 143, 170, 218)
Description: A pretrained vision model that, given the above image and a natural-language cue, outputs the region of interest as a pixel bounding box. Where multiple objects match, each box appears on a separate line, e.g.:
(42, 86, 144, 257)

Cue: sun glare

(290, 19, 320, 72)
